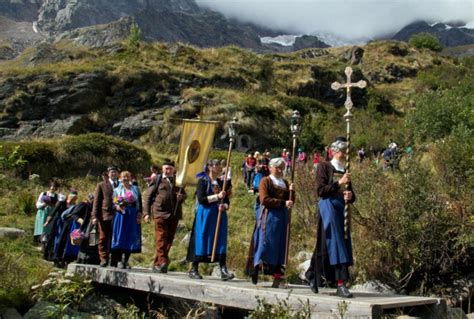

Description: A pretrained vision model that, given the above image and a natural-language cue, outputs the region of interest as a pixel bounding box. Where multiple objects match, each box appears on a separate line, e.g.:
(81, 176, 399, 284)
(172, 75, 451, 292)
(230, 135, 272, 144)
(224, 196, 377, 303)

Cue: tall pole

(211, 118, 239, 262)
(331, 67, 367, 239)
(284, 110, 302, 266)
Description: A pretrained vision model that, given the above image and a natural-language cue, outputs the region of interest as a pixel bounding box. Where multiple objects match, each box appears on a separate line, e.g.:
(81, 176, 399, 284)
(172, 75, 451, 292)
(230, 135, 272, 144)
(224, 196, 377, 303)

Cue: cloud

(196, 0, 474, 38)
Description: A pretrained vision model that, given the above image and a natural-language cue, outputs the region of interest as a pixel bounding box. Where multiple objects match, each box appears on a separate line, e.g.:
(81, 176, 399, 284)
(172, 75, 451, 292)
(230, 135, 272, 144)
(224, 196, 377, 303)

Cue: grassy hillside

(0, 39, 473, 313)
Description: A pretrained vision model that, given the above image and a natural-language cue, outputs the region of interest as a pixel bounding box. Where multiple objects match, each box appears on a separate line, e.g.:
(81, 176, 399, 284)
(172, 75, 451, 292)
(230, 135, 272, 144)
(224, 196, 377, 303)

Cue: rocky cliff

(392, 21, 474, 48)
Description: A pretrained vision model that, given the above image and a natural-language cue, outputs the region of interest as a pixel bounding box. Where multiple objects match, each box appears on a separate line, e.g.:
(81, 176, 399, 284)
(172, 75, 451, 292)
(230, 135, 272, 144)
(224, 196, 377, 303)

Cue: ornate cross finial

(331, 67, 367, 119)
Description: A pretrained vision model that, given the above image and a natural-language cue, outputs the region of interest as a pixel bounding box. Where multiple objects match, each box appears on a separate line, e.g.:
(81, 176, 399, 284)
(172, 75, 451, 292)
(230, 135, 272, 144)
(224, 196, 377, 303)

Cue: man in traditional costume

(186, 159, 234, 281)
(144, 160, 186, 273)
(246, 157, 295, 288)
(305, 137, 356, 298)
(92, 167, 120, 267)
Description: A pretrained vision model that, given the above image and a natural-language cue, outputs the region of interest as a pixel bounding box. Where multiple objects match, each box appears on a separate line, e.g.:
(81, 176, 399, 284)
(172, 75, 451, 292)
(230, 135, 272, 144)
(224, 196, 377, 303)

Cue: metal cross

(331, 66, 367, 239)
(331, 67, 367, 119)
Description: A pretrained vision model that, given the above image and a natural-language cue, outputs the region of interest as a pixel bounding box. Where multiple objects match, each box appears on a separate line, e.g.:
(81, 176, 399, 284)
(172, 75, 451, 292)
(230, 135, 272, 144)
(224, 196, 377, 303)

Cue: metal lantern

(290, 110, 302, 137)
(228, 117, 239, 142)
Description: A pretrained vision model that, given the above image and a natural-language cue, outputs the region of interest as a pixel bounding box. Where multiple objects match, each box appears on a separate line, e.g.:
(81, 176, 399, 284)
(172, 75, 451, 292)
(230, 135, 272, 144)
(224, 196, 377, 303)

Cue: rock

(0, 227, 25, 239)
(298, 259, 311, 281)
(0, 307, 22, 319)
(78, 294, 127, 317)
(0, 45, 16, 60)
(447, 307, 467, 319)
(344, 46, 364, 65)
(23, 301, 73, 319)
(55, 16, 134, 48)
(466, 313, 474, 319)
(351, 280, 396, 294)
(295, 251, 312, 261)
(180, 233, 191, 245)
(292, 35, 330, 51)
(117, 109, 163, 139)
(212, 265, 221, 279)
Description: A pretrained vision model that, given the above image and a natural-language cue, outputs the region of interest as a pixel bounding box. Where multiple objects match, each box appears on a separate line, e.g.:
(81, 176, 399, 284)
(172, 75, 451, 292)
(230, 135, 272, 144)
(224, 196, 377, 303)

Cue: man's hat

(162, 159, 175, 167)
(335, 136, 347, 143)
(107, 166, 119, 172)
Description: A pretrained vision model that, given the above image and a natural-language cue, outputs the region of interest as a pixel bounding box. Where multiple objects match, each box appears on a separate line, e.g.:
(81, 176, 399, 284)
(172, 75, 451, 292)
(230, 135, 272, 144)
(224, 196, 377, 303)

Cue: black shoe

(220, 266, 235, 281)
(251, 270, 258, 285)
(188, 268, 203, 279)
(152, 264, 168, 274)
(310, 280, 319, 294)
(336, 286, 353, 298)
(99, 259, 108, 267)
(272, 277, 281, 288)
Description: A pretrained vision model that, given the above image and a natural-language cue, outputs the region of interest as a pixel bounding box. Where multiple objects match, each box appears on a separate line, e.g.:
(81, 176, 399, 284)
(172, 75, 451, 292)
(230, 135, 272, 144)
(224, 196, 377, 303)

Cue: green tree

(408, 33, 443, 52)
(128, 23, 142, 49)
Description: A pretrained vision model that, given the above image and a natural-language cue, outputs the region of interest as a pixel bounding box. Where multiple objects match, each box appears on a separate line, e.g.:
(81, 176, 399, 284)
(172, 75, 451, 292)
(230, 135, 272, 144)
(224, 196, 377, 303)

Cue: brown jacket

(92, 181, 115, 221)
(143, 174, 186, 219)
(258, 176, 295, 209)
(315, 161, 356, 203)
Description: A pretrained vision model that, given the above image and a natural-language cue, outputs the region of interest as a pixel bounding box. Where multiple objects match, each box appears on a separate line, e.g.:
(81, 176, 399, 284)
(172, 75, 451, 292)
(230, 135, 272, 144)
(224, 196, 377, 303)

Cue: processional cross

(331, 67, 367, 239)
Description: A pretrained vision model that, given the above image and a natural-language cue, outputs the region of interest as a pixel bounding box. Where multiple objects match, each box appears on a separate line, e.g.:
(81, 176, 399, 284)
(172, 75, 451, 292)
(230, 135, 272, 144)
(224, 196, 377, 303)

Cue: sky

(196, 0, 474, 39)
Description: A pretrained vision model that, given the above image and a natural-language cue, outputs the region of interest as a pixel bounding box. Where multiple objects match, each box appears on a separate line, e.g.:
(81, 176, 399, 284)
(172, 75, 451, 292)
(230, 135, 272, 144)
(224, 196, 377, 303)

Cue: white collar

(269, 175, 286, 188)
(330, 159, 345, 172)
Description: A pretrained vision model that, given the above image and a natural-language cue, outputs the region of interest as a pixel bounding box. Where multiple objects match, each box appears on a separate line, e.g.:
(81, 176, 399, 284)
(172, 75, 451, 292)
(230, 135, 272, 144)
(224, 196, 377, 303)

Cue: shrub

(409, 33, 443, 52)
(128, 23, 142, 49)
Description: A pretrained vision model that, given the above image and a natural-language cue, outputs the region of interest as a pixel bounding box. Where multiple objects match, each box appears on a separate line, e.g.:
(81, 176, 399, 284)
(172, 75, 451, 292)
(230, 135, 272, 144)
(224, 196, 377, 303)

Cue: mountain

(0, 0, 329, 54)
(0, 0, 42, 21)
(392, 21, 474, 47)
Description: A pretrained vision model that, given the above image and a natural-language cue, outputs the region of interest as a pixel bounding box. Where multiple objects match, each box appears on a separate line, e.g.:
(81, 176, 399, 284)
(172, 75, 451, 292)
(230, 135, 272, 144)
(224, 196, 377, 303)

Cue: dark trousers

(98, 219, 121, 264)
(98, 220, 112, 262)
(154, 216, 179, 266)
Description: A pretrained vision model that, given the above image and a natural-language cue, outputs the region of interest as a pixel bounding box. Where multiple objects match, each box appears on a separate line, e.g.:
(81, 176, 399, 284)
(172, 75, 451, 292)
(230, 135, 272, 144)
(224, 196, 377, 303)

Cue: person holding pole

(143, 159, 186, 273)
(305, 137, 356, 298)
(245, 157, 295, 288)
(186, 159, 234, 281)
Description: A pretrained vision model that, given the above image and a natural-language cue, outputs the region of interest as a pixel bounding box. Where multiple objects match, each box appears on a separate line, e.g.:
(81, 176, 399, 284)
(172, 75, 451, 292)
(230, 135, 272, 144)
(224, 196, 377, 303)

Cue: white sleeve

(36, 193, 46, 209)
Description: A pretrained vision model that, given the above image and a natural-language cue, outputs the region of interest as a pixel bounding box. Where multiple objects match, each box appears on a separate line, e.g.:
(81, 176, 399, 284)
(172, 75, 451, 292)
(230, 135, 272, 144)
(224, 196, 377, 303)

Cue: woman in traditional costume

(76, 194, 99, 265)
(34, 181, 59, 242)
(51, 190, 82, 267)
(246, 157, 295, 288)
(187, 159, 234, 281)
(110, 171, 142, 269)
(42, 193, 67, 261)
(305, 137, 356, 298)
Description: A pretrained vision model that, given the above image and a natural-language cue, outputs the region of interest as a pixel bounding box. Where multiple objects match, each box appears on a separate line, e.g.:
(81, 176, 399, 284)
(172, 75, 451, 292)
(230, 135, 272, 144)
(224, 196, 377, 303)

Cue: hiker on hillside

(144, 160, 186, 273)
(305, 137, 356, 298)
(186, 159, 234, 281)
(246, 157, 295, 288)
(110, 171, 142, 269)
(92, 166, 120, 267)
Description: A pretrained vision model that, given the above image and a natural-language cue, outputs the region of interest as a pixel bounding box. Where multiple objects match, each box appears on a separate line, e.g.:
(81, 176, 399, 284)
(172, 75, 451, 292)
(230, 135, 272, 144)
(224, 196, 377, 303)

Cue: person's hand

(219, 204, 226, 213)
(43, 221, 49, 227)
(343, 191, 353, 202)
(285, 200, 294, 209)
(217, 191, 226, 199)
(289, 183, 294, 191)
(92, 218, 98, 225)
(144, 215, 150, 223)
(338, 173, 351, 185)
(136, 216, 141, 224)
(177, 193, 184, 201)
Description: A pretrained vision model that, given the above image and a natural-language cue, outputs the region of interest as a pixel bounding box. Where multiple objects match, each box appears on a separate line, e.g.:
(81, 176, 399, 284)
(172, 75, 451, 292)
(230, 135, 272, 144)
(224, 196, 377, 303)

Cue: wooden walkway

(68, 264, 446, 319)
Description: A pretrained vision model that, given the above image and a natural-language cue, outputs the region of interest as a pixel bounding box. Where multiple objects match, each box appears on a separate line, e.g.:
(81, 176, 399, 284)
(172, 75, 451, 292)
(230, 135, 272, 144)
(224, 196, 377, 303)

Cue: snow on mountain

(260, 34, 300, 46)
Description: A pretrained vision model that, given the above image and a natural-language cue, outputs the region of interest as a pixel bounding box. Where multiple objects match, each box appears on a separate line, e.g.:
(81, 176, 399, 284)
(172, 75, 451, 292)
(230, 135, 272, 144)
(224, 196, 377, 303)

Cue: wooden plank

(67, 264, 446, 319)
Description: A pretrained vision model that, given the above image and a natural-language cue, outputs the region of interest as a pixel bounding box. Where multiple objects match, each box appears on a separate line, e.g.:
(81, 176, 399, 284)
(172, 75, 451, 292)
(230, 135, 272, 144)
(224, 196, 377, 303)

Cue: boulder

(298, 259, 311, 281)
(0, 307, 22, 319)
(292, 35, 330, 51)
(447, 307, 467, 319)
(351, 280, 396, 294)
(0, 227, 25, 239)
(344, 46, 364, 65)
